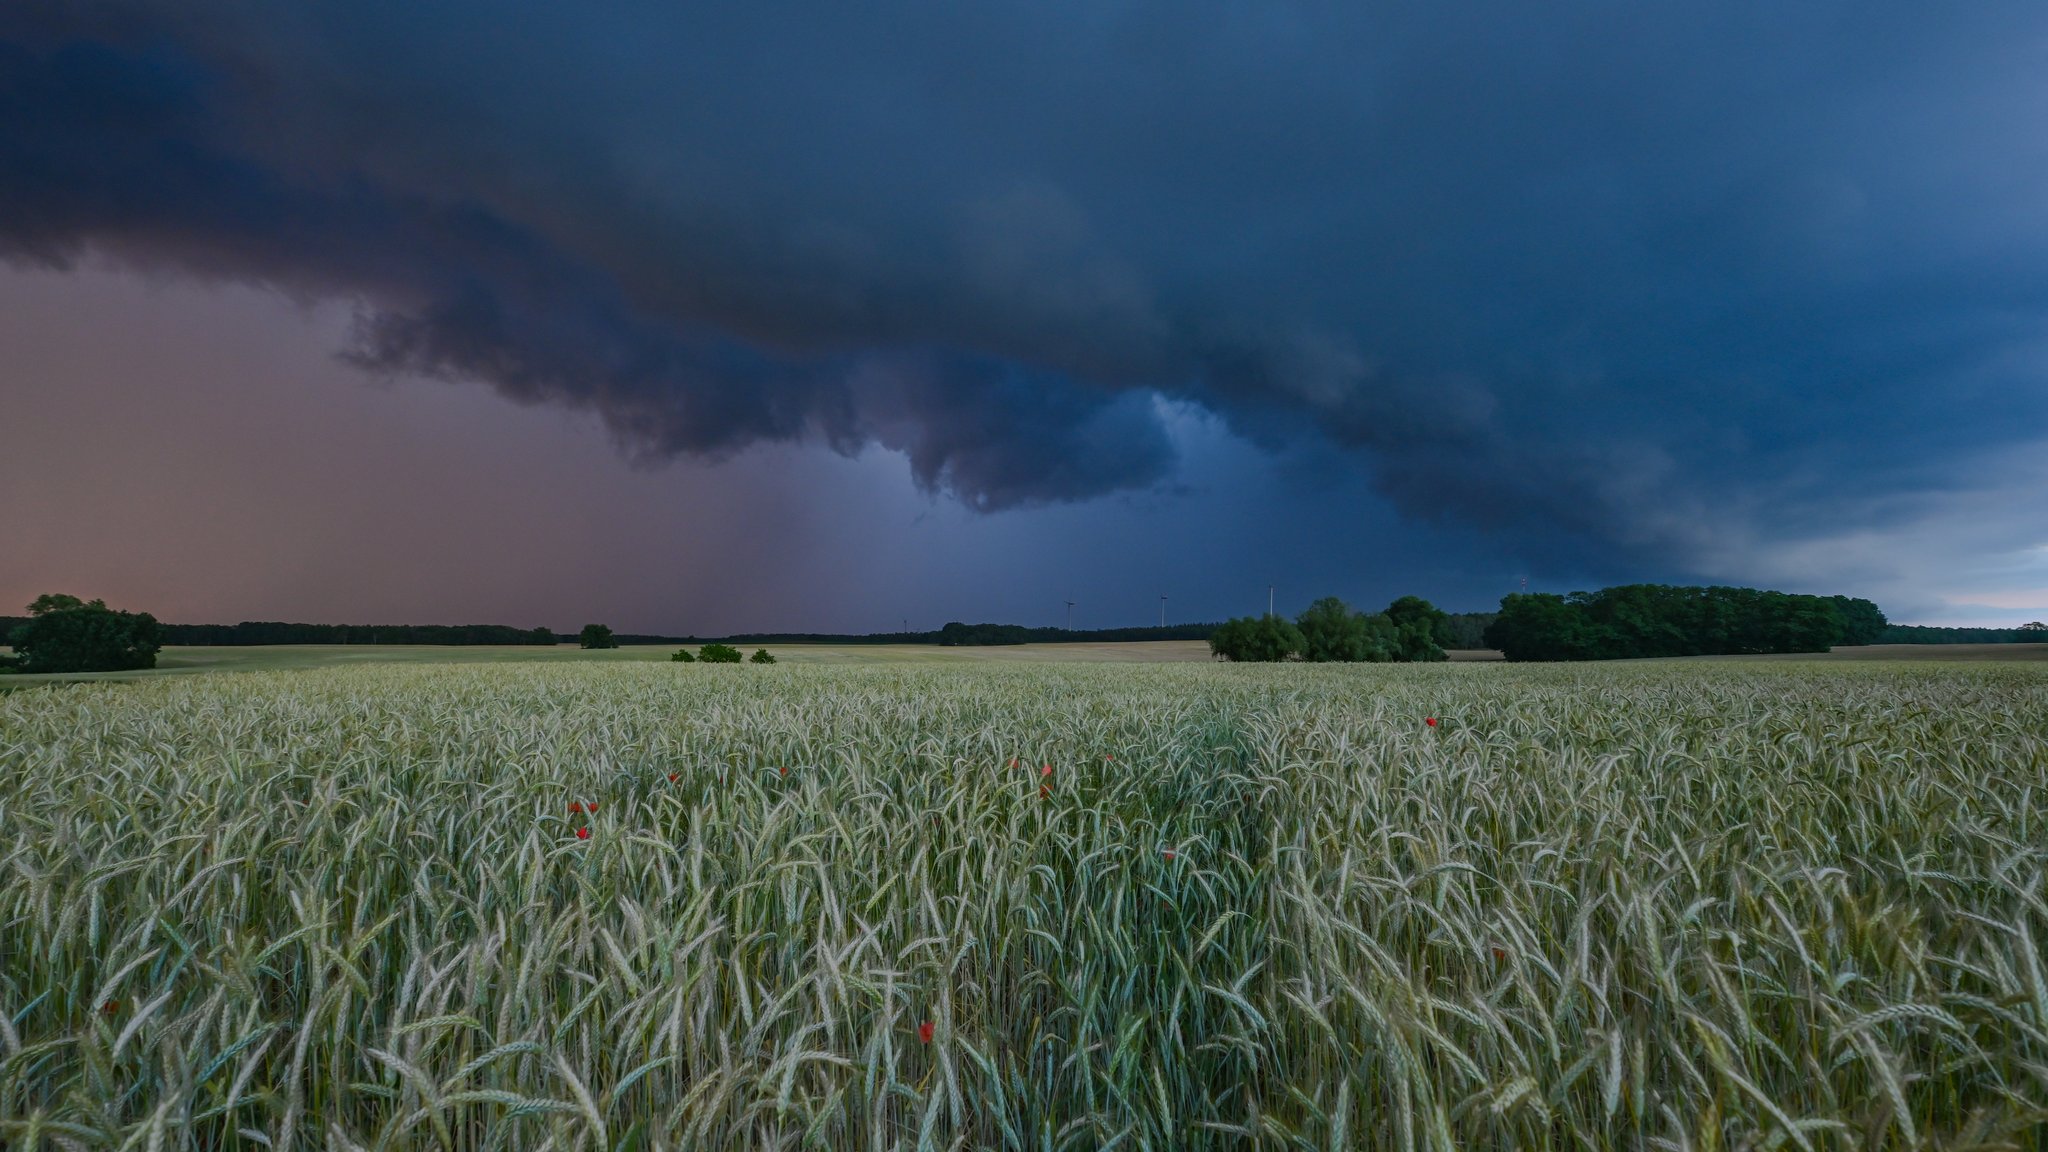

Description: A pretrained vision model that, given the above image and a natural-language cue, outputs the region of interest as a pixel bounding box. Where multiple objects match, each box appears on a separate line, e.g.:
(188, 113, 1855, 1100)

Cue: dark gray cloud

(5, 1, 2048, 568)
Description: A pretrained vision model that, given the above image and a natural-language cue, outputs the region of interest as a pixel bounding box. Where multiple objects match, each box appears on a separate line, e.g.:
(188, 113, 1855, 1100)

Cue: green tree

(1384, 595, 1454, 650)
(578, 624, 618, 650)
(1208, 615, 1305, 662)
(1296, 598, 1399, 662)
(698, 643, 743, 664)
(529, 626, 556, 645)
(750, 648, 777, 664)
(1442, 612, 1496, 650)
(1829, 596, 1888, 646)
(1579, 584, 1697, 657)
(1485, 584, 1863, 661)
(7, 594, 162, 673)
(1485, 593, 1609, 661)
(670, 647, 697, 662)
(1393, 618, 1448, 662)
(27, 593, 88, 615)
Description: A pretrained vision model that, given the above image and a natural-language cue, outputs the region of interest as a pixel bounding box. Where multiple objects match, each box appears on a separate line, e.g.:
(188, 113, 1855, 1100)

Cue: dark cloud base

(5, 1, 2047, 576)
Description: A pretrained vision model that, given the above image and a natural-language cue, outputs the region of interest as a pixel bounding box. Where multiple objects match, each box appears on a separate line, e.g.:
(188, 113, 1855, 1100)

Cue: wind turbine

(1160, 594, 1168, 629)
(1065, 600, 1076, 632)
(1267, 585, 1275, 618)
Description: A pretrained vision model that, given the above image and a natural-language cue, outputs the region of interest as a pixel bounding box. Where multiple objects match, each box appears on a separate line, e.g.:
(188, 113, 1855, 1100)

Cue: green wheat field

(3, 661, 2046, 1150)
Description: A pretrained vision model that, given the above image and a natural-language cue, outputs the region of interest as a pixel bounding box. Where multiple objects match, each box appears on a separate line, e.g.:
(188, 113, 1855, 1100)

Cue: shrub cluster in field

(670, 643, 773, 664)
(2, 662, 2046, 1149)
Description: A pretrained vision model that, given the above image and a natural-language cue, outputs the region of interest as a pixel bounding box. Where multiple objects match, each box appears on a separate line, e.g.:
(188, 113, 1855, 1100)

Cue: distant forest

(13, 611, 2026, 652)
(0, 620, 561, 647)
(0, 617, 1210, 647)
(1878, 624, 2048, 644)
(0, 615, 1515, 649)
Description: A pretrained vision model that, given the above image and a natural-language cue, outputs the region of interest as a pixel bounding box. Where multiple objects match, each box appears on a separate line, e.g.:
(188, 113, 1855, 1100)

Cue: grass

(3, 640, 2040, 691)
(2, 659, 2046, 1149)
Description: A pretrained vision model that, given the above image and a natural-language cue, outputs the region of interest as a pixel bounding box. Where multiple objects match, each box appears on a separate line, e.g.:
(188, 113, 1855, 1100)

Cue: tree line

(1209, 596, 1459, 662)
(0, 618, 561, 647)
(23, 586, 2004, 674)
(0, 616, 1243, 649)
(681, 623, 1226, 646)
(1482, 586, 1887, 661)
(1876, 623, 2048, 644)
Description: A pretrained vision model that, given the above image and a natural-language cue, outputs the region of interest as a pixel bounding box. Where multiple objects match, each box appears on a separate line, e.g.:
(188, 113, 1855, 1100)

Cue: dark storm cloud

(5, 1, 2048, 559)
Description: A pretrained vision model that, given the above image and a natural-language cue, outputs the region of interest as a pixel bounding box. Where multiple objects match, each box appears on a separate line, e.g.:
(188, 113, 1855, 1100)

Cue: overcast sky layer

(5, 2, 2047, 631)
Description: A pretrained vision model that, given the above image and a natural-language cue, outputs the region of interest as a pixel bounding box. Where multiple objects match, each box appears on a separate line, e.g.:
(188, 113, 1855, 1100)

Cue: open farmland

(0, 642, 1227, 686)
(3, 661, 2046, 1150)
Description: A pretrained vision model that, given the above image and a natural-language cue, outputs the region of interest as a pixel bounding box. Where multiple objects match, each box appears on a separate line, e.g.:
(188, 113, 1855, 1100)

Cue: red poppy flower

(1163, 849, 1176, 860)
(1040, 784, 1051, 798)
(101, 999, 120, 1016)
(668, 773, 678, 783)
(576, 828, 591, 840)
(587, 802, 598, 812)
(918, 1020, 935, 1044)
(1040, 763, 1052, 777)
(569, 801, 583, 814)
(1105, 754, 1114, 761)
(1425, 717, 1437, 728)
(779, 766, 787, 777)
(1008, 758, 1018, 768)
(1491, 946, 1508, 960)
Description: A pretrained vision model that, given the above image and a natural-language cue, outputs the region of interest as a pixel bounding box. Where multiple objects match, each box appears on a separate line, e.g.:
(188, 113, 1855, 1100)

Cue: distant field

(10, 639, 2048, 689)
(3, 639, 1454, 686)
(0, 641, 1229, 685)
(1699, 641, 2048, 662)
(5, 659, 2046, 1147)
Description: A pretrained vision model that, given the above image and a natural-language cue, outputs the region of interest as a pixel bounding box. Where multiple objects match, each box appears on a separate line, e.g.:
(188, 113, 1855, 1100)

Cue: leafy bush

(750, 648, 777, 664)
(6, 594, 162, 673)
(1208, 615, 1305, 662)
(578, 624, 618, 649)
(670, 647, 697, 663)
(698, 643, 743, 663)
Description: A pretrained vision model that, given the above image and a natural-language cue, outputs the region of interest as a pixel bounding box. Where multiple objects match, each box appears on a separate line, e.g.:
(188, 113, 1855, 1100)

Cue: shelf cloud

(6, 1, 2048, 578)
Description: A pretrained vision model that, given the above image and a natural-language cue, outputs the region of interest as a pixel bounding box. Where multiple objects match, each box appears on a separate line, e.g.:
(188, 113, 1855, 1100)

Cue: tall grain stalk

(1, 661, 2043, 1149)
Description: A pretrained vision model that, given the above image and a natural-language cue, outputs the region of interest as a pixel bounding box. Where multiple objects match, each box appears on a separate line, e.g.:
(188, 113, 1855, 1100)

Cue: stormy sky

(5, 1, 2048, 632)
